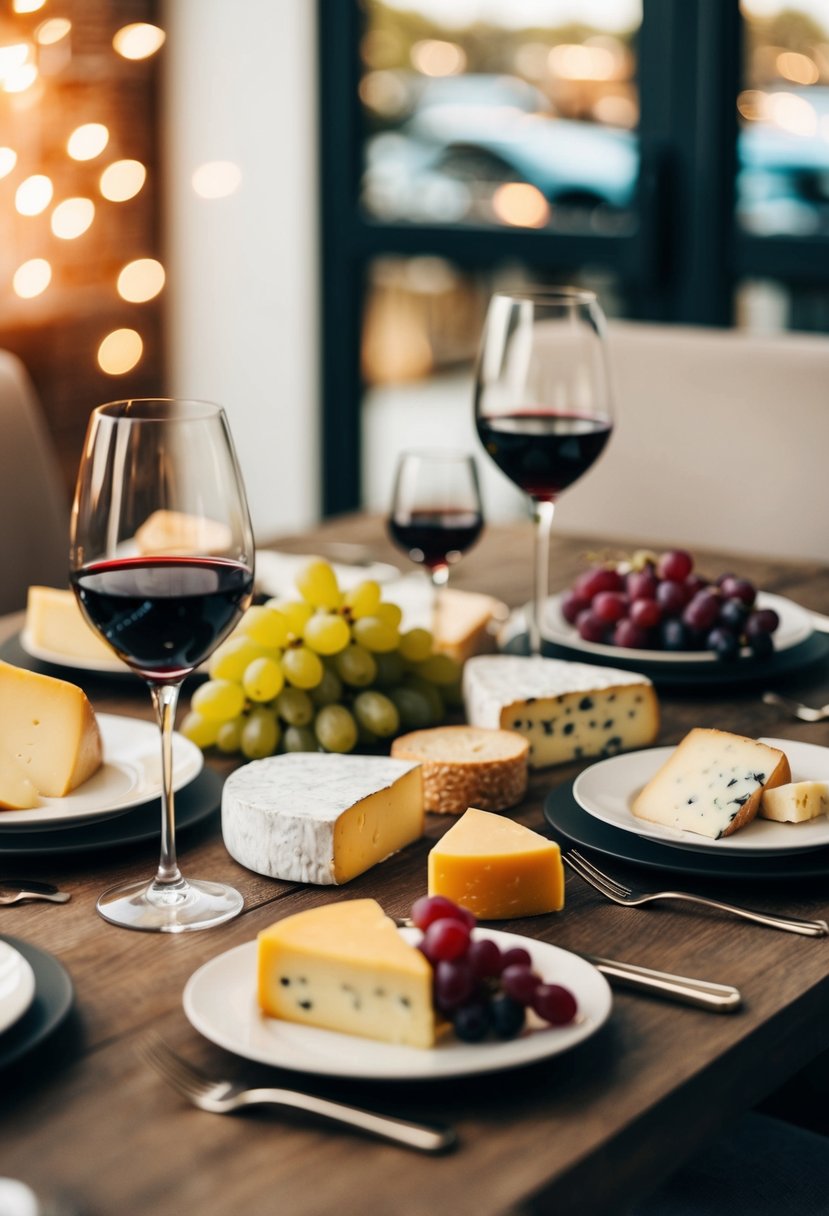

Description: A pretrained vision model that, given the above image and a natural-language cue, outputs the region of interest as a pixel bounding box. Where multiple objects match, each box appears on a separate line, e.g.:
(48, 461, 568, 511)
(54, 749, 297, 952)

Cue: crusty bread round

(391, 725, 528, 815)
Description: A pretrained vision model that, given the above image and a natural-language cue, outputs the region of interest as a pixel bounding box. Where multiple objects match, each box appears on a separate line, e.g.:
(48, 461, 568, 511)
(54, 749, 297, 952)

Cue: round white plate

(183, 928, 612, 1081)
(573, 737, 829, 856)
(20, 629, 132, 675)
(541, 591, 812, 665)
(0, 940, 36, 1035)
(255, 549, 399, 598)
(0, 714, 203, 830)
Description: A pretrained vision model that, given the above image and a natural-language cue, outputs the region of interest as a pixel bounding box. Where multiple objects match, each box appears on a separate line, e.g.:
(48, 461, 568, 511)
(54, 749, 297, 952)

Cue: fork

(762, 690, 829, 722)
(0, 879, 70, 905)
(139, 1035, 457, 1154)
(563, 850, 829, 937)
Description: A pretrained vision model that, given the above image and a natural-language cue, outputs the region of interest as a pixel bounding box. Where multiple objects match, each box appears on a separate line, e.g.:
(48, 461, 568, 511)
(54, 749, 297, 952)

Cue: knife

(583, 954, 742, 1012)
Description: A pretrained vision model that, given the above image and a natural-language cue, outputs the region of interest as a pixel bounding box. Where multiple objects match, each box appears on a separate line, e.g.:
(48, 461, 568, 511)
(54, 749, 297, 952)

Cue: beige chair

(554, 321, 829, 562)
(0, 351, 70, 614)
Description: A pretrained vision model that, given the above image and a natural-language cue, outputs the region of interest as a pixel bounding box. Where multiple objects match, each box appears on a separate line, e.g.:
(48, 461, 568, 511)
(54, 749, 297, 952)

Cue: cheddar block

(0, 660, 102, 796)
(258, 899, 435, 1047)
(760, 781, 829, 823)
(0, 746, 39, 810)
(222, 753, 424, 884)
(632, 728, 791, 839)
(25, 586, 123, 667)
(391, 725, 528, 814)
(463, 655, 659, 769)
(428, 807, 565, 919)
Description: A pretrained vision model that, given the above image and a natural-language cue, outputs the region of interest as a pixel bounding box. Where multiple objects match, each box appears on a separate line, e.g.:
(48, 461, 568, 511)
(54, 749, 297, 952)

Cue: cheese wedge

(431, 588, 507, 664)
(391, 725, 528, 814)
(463, 654, 659, 769)
(0, 746, 39, 810)
(760, 781, 829, 823)
(25, 586, 123, 667)
(258, 899, 435, 1047)
(222, 753, 424, 884)
(134, 509, 232, 556)
(632, 728, 790, 839)
(428, 807, 565, 919)
(0, 660, 102, 796)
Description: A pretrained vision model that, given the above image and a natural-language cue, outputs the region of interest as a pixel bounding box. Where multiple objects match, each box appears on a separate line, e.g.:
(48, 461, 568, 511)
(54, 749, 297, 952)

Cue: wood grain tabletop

(2, 516, 829, 1216)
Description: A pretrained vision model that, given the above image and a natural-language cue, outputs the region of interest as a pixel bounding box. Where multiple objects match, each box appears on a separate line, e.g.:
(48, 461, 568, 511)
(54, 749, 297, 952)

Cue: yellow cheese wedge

(0, 745, 39, 810)
(432, 589, 507, 664)
(0, 660, 103, 796)
(258, 899, 435, 1048)
(428, 807, 565, 920)
(26, 586, 122, 666)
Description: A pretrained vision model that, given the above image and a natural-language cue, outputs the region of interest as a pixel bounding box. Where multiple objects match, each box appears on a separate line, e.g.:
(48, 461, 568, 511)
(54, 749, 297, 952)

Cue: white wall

(162, 0, 319, 541)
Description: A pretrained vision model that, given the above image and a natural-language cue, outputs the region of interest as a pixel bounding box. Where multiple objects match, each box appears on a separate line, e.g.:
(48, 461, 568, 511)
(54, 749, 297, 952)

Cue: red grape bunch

(410, 895, 578, 1043)
(561, 549, 779, 660)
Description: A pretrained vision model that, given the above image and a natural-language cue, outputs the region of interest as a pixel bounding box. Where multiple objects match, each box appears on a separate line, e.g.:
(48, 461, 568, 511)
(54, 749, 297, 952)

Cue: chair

(554, 321, 829, 563)
(0, 351, 70, 614)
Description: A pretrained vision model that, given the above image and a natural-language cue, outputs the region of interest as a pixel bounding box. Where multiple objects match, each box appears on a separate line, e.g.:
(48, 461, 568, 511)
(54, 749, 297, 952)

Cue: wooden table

(2, 518, 829, 1216)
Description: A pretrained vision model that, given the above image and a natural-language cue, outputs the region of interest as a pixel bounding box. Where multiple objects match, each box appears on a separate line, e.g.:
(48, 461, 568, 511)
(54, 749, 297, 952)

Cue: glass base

(96, 875, 244, 933)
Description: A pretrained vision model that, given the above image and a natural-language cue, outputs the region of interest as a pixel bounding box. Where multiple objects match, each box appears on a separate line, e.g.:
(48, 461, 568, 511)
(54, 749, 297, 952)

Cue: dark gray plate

(0, 937, 74, 1071)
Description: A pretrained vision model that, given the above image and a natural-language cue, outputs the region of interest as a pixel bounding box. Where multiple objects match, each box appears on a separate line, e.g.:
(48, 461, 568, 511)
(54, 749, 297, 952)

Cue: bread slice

(632, 728, 790, 840)
(391, 725, 528, 815)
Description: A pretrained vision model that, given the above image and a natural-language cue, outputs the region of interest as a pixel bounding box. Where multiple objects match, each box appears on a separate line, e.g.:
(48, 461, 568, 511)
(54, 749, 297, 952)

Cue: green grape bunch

(181, 558, 462, 760)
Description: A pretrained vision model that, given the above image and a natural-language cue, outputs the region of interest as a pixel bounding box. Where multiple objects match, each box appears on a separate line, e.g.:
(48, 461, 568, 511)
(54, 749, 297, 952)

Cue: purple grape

(630, 598, 662, 629)
(411, 895, 476, 932)
(719, 597, 749, 631)
(433, 958, 476, 1011)
(500, 946, 532, 970)
(626, 568, 658, 601)
(421, 918, 471, 963)
(613, 619, 650, 649)
(467, 937, 502, 980)
(719, 576, 756, 607)
(656, 580, 692, 616)
(501, 964, 541, 1006)
(561, 590, 590, 625)
(592, 591, 628, 624)
(746, 608, 780, 637)
(656, 549, 693, 582)
(682, 590, 721, 632)
(452, 1000, 491, 1043)
(532, 983, 578, 1026)
(490, 994, 526, 1040)
(576, 610, 609, 644)
(706, 625, 740, 660)
(660, 618, 689, 650)
(574, 567, 624, 600)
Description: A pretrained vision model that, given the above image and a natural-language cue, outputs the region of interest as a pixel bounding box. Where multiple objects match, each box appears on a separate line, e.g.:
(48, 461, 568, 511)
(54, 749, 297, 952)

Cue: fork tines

(139, 1033, 213, 1100)
(563, 850, 632, 899)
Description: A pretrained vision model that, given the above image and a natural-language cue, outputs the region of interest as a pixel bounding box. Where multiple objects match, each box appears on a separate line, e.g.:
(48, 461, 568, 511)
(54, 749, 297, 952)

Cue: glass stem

(430, 564, 449, 635)
(150, 681, 183, 886)
(530, 499, 555, 656)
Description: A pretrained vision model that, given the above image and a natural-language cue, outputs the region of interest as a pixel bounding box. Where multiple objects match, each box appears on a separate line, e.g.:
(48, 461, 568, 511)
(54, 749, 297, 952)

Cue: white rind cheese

(222, 753, 424, 885)
(760, 781, 829, 823)
(462, 655, 659, 769)
(633, 728, 791, 839)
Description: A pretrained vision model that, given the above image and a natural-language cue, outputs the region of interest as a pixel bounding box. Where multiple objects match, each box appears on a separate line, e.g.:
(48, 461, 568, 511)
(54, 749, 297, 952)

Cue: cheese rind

(760, 781, 829, 823)
(428, 807, 565, 919)
(257, 899, 435, 1047)
(632, 728, 791, 839)
(0, 660, 102, 796)
(391, 726, 528, 814)
(0, 746, 39, 810)
(222, 753, 424, 885)
(463, 655, 659, 769)
(25, 586, 123, 667)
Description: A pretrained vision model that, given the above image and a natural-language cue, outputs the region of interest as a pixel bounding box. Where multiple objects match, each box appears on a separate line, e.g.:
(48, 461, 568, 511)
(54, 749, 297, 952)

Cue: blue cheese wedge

(222, 753, 423, 884)
(462, 655, 659, 769)
(760, 781, 829, 823)
(632, 728, 791, 839)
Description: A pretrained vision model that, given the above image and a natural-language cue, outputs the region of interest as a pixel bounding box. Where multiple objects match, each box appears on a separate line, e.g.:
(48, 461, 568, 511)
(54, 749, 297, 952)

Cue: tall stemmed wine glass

(474, 289, 614, 654)
(70, 399, 255, 932)
(388, 450, 484, 629)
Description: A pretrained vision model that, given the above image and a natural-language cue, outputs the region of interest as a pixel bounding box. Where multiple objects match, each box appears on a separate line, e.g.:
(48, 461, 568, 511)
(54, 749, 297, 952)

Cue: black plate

(503, 629, 829, 688)
(543, 779, 829, 880)
(0, 937, 74, 1071)
(0, 767, 222, 856)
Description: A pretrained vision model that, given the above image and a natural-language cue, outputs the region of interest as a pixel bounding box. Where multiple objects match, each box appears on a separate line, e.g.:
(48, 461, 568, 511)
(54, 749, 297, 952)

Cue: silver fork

(139, 1035, 457, 1154)
(762, 690, 829, 722)
(563, 849, 829, 937)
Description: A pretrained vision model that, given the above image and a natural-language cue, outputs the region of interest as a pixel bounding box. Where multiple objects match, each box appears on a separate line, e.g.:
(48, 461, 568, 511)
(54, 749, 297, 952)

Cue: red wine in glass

(476, 411, 612, 502)
(388, 507, 483, 572)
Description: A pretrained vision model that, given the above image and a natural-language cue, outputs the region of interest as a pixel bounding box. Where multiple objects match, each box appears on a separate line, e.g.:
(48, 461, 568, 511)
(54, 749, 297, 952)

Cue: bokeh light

(15, 174, 53, 215)
(97, 328, 143, 375)
(36, 19, 72, 46)
(99, 159, 146, 202)
(0, 148, 18, 179)
(112, 24, 165, 60)
(117, 258, 165, 302)
(492, 182, 550, 228)
(191, 161, 242, 198)
(67, 123, 109, 161)
(51, 197, 95, 239)
(13, 258, 51, 298)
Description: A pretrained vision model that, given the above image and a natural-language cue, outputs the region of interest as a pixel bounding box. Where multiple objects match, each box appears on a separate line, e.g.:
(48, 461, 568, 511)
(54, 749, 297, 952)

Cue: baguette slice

(632, 728, 790, 840)
(391, 725, 528, 815)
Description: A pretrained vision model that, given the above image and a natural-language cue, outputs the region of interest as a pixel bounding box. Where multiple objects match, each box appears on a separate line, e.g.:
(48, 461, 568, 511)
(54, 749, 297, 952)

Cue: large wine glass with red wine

(474, 289, 614, 655)
(388, 450, 483, 625)
(70, 399, 255, 932)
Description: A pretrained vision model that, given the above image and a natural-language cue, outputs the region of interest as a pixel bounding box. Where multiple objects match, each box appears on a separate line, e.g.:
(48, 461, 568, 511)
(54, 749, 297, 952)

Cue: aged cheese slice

(258, 899, 435, 1047)
(391, 725, 528, 814)
(134, 509, 232, 556)
(428, 807, 565, 919)
(632, 728, 791, 839)
(222, 753, 424, 884)
(431, 589, 507, 664)
(462, 655, 659, 769)
(0, 746, 39, 810)
(25, 586, 123, 667)
(760, 781, 829, 823)
(0, 660, 102, 796)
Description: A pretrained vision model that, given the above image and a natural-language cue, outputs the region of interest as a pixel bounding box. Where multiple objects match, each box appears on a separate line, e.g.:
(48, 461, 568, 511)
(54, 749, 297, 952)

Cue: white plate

(0, 940, 36, 1035)
(255, 549, 399, 598)
(183, 929, 612, 1081)
(0, 714, 203, 830)
(573, 737, 829, 856)
(20, 629, 132, 675)
(542, 591, 812, 665)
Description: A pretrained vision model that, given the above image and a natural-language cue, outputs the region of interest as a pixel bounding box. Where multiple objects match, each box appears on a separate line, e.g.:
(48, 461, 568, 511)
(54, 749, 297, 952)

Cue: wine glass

(473, 289, 614, 655)
(387, 449, 484, 627)
(70, 399, 255, 932)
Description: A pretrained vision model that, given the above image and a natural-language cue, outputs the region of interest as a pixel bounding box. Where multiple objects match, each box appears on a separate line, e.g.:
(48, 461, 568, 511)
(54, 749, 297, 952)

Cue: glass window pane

(738, 1, 829, 236)
(359, 0, 641, 234)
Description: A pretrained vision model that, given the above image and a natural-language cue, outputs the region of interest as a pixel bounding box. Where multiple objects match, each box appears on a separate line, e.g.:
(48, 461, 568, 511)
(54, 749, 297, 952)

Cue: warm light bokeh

(13, 258, 51, 298)
(192, 161, 242, 198)
(0, 148, 17, 179)
(99, 159, 146, 202)
(97, 328, 143, 374)
(36, 19, 72, 46)
(51, 197, 95, 239)
(13, 0, 46, 13)
(15, 174, 53, 215)
(112, 23, 165, 60)
(117, 258, 165, 302)
(67, 123, 109, 161)
(491, 181, 550, 227)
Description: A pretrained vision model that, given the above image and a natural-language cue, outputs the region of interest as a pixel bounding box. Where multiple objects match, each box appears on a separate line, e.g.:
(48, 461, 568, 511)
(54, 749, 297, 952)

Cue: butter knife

(584, 954, 742, 1012)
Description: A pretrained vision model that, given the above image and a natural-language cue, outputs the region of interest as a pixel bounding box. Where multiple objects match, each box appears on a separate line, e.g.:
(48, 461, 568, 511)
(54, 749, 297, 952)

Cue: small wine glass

(70, 398, 255, 932)
(387, 450, 484, 627)
(473, 289, 614, 655)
